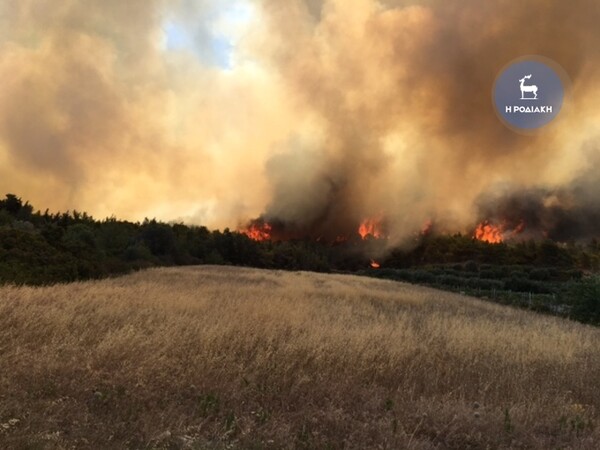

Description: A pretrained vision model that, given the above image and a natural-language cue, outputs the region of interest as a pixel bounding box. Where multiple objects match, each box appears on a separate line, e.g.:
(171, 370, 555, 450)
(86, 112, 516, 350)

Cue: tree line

(1, 193, 598, 324)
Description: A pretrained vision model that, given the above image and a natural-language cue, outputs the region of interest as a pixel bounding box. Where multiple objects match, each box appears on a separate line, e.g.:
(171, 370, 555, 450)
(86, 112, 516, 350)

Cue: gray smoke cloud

(254, 0, 600, 243)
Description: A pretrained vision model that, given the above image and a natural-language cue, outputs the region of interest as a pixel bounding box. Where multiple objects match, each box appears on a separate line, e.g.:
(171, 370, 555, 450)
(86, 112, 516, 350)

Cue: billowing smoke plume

(0, 1, 599, 244)
(477, 147, 600, 242)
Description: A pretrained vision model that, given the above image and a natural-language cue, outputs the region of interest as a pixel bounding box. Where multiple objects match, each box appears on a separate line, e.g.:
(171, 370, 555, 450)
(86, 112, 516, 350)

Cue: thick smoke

(0, 1, 599, 243)
(477, 146, 600, 242)
(0, 0, 287, 225)
(255, 0, 600, 243)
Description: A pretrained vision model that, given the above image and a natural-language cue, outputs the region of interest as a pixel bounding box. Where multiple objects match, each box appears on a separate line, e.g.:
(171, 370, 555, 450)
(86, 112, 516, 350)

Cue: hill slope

(0, 267, 598, 449)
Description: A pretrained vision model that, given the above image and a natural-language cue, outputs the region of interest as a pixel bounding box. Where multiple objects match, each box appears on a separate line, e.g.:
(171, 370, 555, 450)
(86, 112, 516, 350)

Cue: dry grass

(0, 266, 598, 449)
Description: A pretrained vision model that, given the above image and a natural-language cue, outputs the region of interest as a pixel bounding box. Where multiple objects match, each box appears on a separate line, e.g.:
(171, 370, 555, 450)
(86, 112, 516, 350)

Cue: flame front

(243, 221, 272, 242)
(358, 218, 385, 240)
(370, 260, 381, 268)
(421, 220, 433, 236)
(474, 221, 503, 244)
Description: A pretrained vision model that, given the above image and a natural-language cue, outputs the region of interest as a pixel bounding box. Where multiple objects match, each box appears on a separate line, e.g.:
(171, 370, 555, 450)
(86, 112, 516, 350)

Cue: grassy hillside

(0, 267, 598, 449)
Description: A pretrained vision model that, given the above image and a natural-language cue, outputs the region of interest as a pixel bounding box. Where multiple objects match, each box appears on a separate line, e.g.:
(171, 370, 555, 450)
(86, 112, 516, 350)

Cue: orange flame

(421, 219, 433, 236)
(358, 217, 384, 240)
(243, 221, 272, 242)
(370, 260, 381, 268)
(474, 221, 503, 244)
(513, 220, 526, 234)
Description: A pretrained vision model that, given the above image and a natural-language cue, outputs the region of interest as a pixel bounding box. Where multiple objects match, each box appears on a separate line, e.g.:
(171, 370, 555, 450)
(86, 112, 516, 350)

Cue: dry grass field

(0, 266, 598, 449)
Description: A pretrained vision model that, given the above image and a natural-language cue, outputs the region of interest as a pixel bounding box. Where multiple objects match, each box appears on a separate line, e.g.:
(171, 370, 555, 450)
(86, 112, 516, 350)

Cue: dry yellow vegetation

(0, 266, 598, 449)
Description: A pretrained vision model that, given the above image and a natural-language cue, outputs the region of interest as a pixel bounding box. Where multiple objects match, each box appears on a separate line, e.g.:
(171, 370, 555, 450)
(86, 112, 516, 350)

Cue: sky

(163, 1, 254, 68)
(0, 0, 599, 244)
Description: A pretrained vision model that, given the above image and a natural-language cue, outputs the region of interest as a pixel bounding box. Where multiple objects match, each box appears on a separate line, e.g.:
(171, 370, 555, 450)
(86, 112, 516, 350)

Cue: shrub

(504, 277, 550, 294)
(464, 260, 478, 272)
(530, 268, 551, 281)
(568, 277, 600, 324)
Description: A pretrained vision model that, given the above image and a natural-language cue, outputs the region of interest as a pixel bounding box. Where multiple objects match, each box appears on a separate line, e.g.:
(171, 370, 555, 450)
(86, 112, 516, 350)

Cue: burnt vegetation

(1, 193, 599, 325)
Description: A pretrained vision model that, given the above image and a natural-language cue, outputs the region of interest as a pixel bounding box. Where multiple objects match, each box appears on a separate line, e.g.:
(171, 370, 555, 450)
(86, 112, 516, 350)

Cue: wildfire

(242, 221, 272, 242)
(421, 219, 433, 236)
(370, 260, 381, 268)
(474, 221, 503, 244)
(358, 217, 385, 240)
(513, 220, 526, 234)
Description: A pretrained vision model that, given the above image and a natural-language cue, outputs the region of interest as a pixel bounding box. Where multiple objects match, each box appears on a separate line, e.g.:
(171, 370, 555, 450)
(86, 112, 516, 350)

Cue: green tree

(0, 194, 23, 215)
(569, 276, 600, 324)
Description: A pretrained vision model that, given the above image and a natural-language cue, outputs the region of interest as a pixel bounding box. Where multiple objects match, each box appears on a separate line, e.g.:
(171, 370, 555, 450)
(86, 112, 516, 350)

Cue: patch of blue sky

(162, 1, 254, 70)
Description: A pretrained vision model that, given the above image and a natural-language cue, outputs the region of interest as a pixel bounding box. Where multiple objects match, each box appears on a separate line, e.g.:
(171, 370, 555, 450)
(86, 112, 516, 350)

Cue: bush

(464, 260, 478, 272)
(468, 278, 504, 290)
(480, 268, 505, 280)
(410, 270, 436, 284)
(124, 243, 154, 262)
(568, 277, 600, 324)
(437, 275, 463, 287)
(504, 277, 550, 294)
(530, 268, 551, 281)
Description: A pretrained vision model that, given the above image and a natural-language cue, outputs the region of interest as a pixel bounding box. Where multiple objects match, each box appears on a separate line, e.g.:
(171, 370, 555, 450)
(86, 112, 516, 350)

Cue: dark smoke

(477, 146, 600, 242)
(250, 0, 600, 245)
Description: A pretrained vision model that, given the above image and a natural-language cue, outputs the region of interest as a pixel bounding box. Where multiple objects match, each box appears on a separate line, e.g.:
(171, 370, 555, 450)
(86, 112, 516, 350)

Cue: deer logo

(519, 74, 538, 100)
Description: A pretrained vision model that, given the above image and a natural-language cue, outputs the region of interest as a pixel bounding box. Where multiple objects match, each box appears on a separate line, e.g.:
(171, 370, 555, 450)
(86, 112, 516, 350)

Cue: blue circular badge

(493, 57, 566, 131)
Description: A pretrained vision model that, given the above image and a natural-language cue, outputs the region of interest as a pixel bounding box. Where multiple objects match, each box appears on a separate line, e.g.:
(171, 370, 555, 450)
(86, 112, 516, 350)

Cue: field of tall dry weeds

(0, 266, 598, 449)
